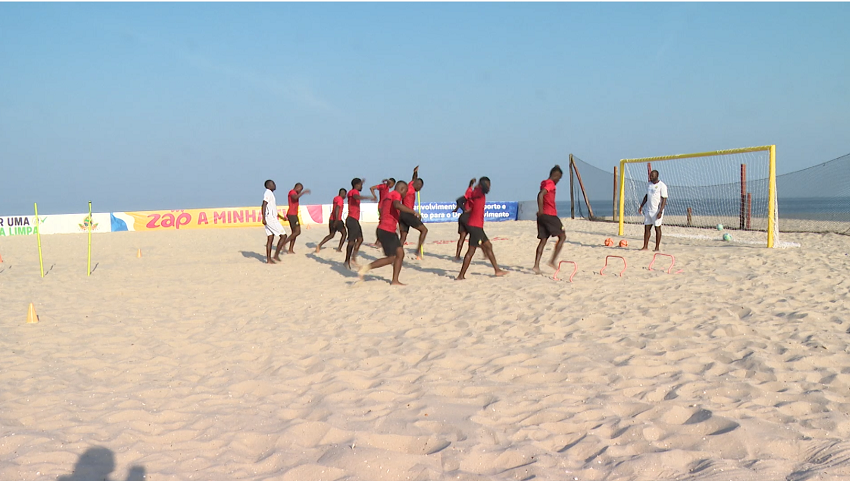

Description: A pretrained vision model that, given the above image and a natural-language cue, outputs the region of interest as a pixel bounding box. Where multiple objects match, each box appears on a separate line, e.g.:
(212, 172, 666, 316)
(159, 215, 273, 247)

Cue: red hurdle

(600, 255, 627, 277)
(648, 253, 683, 274)
(554, 261, 577, 282)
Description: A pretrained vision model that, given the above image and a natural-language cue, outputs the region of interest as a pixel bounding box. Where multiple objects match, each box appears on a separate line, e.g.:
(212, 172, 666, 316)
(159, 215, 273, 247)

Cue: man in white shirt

(638, 170, 668, 251)
(261, 179, 288, 264)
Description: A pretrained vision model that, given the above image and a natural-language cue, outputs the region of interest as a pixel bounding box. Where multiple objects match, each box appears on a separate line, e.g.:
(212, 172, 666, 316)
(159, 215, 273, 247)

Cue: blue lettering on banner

(418, 202, 517, 223)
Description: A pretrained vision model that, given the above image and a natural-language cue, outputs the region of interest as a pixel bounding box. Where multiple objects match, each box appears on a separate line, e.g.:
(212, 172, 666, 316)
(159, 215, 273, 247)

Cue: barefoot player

(359, 180, 421, 286)
(457, 177, 507, 280)
(261, 179, 287, 264)
(533, 165, 566, 274)
(454, 178, 475, 260)
(398, 166, 428, 259)
(638, 169, 668, 251)
(370, 178, 395, 249)
(285, 183, 311, 253)
(316, 188, 347, 253)
(344, 178, 377, 269)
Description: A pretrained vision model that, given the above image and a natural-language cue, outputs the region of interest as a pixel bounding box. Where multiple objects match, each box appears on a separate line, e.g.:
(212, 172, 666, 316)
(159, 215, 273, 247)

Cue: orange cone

(137, 249, 142, 258)
(26, 303, 38, 324)
(0, 252, 4, 262)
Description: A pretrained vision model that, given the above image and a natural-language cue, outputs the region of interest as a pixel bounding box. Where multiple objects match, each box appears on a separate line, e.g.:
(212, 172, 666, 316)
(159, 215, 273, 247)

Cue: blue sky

(1, 2, 848, 214)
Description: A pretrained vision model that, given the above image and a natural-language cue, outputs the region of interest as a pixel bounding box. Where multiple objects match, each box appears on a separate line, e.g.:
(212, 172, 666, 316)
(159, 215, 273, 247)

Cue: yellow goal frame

(618, 145, 777, 248)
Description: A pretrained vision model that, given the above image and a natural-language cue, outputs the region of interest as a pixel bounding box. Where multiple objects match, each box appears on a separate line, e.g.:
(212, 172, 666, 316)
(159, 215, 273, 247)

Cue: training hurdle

(648, 253, 683, 274)
(553, 261, 577, 282)
(600, 255, 627, 277)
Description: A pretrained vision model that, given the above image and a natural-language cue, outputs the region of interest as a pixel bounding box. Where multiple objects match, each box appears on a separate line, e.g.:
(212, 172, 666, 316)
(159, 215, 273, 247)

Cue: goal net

(617, 146, 779, 248)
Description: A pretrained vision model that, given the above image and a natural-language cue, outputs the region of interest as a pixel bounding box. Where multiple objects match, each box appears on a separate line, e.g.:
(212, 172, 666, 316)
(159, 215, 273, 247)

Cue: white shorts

(644, 211, 663, 227)
(265, 218, 286, 237)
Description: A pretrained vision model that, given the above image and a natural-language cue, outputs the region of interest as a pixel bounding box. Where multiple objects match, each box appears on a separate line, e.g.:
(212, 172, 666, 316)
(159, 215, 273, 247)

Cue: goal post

(617, 145, 778, 248)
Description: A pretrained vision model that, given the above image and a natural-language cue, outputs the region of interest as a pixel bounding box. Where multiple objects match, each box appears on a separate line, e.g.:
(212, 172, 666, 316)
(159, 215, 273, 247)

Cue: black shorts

(537, 214, 564, 239)
(467, 226, 489, 247)
(329, 219, 345, 234)
(377, 228, 402, 257)
(287, 214, 300, 228)
(399, 212, 423, 233)
(458, 211, 471, 234)
(345, 217, 362, 240)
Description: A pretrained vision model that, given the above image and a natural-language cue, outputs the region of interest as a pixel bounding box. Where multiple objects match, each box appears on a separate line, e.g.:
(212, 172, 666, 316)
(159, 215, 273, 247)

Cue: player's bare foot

(315, 246, 321, 253)
(266, 258, 276, 264)
(494, 270, 508, 277)
(640, 247, 649, 251)
(334, 248, 342, 252)
(390, 281, 407, 286)
(532, 267, 542, 275)
(455, 275, 466, 280)
(358, 264, 371, 281)
(654, 248, 661, 252)
(546, 261, 557, 270)
(273, 255, 281, 262)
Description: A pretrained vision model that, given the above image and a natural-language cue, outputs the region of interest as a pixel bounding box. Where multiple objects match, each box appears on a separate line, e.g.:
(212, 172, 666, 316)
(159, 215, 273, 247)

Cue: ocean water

(561, 197, 850, 223)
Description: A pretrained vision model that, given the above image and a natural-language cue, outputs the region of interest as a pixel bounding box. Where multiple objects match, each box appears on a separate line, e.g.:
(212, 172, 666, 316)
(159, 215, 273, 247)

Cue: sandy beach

(2, 219, 850, 480)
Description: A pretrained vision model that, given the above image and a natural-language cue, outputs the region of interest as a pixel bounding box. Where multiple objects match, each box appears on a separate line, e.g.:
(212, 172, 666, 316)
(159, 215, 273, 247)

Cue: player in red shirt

(284, 183, 311, 254)
(316, 188, 347, 253)
(358, 180, 421, 286)
(457, 177, 507, 280)
(398, 166, 428, 259)
(454, 177, 476, 260)
(533, 165, 566, 274)
(370, 178, 396, 249)
(344, 178, 377, 270)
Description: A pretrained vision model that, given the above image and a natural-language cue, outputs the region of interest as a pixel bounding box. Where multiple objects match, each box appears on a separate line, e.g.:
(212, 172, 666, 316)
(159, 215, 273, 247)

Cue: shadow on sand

(57, 447, 144, 481)
(240, 250, 267, 263)
(306, 252, 359, 278)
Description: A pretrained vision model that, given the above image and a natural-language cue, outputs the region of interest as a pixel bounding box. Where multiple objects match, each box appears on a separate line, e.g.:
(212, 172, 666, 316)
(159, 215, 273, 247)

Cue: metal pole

(613, 166, 618, 221)
(569, 154, 575, 219)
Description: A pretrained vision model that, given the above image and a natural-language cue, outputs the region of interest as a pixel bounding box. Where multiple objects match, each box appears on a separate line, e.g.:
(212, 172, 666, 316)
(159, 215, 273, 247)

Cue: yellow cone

(26, 303, 38, 324)
(137, 249, 142, 258)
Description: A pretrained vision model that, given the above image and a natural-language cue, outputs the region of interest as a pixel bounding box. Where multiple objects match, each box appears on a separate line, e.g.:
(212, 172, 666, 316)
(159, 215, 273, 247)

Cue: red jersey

(467, 186, 486, 228)
(463, 187, 474, 212)
(347, 189, 361, 220)
(378, 191, 403, 232)
(540, 179, 557, 216)
(403, 185, 417, 209)
(373, 184, 388, 202)
(330, 195, 344, 221)
(287, 190, 299, 216)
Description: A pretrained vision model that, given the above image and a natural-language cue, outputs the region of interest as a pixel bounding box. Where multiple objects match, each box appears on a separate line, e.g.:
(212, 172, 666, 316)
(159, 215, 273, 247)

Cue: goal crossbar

(617, 145, 777, 247)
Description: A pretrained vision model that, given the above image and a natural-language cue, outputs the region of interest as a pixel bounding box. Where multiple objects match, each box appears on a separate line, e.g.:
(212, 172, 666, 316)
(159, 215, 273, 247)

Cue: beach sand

(2, 219, 850, 480)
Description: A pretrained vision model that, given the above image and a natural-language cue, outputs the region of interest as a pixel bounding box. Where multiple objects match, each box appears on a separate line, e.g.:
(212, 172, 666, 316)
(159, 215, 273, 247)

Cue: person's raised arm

(638, 194, 648, 214)
(468, 178, 476, 188)
(295, 189, 311, 200)
(261, 200, 268, 225)
(393, 200, 420, 218)
(411, 165, 419, 183)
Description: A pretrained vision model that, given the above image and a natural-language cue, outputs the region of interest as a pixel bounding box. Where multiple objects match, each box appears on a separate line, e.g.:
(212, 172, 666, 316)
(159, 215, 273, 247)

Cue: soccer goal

(617, 145, 778, 248)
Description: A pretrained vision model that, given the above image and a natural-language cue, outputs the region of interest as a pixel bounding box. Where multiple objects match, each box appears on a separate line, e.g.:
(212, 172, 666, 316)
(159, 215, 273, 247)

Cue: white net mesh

(620, 148, 780, 247)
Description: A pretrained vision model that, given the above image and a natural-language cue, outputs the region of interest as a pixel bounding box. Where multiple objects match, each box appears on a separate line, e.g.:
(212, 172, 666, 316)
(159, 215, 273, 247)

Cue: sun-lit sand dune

(2, 219, 850, 480)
